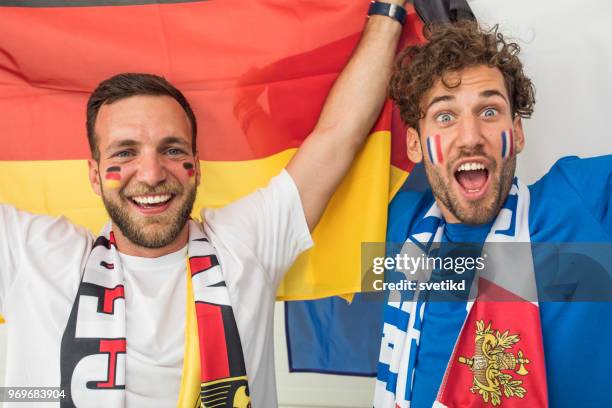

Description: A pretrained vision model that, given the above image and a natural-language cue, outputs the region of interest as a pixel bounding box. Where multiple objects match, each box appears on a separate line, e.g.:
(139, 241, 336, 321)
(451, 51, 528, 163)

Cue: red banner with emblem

(436, 279, 548, 407)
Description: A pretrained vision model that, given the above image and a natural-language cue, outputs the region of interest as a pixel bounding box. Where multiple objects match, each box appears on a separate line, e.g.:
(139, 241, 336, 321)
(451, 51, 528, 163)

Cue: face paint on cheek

(183, 162, 195, 183)
(104, 166, 121, 189)
(426, 134, 443, 165)
(501, 129, 514, 159)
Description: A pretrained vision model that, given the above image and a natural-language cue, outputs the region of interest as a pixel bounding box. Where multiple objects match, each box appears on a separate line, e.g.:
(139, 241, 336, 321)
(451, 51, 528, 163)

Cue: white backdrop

(1, 1, 611, 407)
(471, 0, 612, 183)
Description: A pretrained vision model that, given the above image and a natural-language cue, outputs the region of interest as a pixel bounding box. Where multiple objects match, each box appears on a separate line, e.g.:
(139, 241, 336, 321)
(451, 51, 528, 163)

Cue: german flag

(0, 0, 422, 300)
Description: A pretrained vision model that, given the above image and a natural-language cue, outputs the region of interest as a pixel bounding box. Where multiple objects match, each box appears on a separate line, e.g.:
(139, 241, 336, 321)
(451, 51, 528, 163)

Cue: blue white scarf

(59, 220, 251, 407)
(374, 178, 546, 407)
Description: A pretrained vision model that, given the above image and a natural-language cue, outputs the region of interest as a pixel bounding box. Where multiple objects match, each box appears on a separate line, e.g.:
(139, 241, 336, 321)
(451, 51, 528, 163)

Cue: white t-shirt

(121, 246, 187, 407)
(0, 170, 312, 407)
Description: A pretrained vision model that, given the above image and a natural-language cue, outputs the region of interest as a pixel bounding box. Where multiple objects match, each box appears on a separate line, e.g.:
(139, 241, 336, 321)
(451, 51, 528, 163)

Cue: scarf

(60, 220, 251, 408)
(374, 178, 548, 408)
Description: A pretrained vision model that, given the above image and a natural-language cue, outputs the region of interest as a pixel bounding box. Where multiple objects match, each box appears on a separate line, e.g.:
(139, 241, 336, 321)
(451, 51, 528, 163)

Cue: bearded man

(375, 21, 612, 408)
(0, 1, 409, 406)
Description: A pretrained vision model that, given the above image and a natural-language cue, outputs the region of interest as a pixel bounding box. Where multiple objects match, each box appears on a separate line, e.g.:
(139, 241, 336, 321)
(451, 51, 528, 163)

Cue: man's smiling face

(406, 65, 525, 225)
(88, 95, 200, 251)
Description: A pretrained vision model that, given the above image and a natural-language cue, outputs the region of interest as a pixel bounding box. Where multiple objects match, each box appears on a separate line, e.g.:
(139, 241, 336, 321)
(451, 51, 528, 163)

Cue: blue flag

(285, 293, 384, 376)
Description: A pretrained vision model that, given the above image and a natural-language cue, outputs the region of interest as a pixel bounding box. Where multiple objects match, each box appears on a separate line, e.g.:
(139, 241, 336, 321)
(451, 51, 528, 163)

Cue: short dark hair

(390, 21, 536, 130)
(86, 73, 197, 161)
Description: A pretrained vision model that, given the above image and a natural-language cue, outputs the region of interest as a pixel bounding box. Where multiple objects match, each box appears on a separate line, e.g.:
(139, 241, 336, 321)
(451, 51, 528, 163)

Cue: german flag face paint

(501, 129, 514, 159)
(426, 134, 443, 165)
(183, 162, 195, 183)
(104, 166, 121, 189)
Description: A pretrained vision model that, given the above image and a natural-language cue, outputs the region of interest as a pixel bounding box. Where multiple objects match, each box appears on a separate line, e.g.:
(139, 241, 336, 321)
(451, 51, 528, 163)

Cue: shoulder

(199, 169, 311, 282)
(531, 155, 612, 190)
(0, 205, 93, 310)
(527, 155, 612, 241)
(1, 204, 92, 244)
(201, 170, 301, 227)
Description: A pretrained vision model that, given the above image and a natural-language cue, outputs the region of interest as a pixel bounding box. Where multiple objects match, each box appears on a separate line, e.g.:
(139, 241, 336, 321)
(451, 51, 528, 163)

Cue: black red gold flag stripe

(0, 0, 424, 300)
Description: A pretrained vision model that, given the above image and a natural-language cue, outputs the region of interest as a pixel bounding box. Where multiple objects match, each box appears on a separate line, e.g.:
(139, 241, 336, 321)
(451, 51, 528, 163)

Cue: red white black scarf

(60, 220, 251, 407)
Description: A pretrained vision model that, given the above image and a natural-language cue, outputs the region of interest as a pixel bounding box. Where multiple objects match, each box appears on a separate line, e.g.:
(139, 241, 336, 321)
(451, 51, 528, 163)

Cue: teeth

(457, 162, 486, 172)
(132, 194, 172, 205)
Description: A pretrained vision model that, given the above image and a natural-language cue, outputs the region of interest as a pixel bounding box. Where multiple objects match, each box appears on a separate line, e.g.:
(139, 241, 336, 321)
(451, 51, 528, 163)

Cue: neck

(112, 224, 189, 258)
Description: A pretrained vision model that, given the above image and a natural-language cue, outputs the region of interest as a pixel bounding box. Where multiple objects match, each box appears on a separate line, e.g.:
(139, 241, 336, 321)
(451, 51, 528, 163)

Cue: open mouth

(454, 161, 490, 199)
(128, 194, 174, 212)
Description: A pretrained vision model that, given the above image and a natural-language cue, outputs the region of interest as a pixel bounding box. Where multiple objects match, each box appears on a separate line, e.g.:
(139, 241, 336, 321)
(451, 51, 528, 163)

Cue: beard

(423, 147, 516, 225)
(101, 179, 196, 249)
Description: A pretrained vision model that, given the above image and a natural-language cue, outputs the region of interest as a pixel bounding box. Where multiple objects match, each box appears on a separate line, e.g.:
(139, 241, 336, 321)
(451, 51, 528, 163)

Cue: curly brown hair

(390, 21, 535, 130)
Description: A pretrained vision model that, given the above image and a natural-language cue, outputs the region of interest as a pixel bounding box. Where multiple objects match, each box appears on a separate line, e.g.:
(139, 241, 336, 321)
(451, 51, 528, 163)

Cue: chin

(103, 189, 196, 250)
(455, 203, 499, 225)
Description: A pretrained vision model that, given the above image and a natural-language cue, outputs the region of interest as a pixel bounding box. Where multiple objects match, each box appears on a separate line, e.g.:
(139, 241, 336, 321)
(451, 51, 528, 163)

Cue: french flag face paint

(501, 129, 515, 159)
(183, 162, 195, 182)
(426, 134, 443, 165)
(104, 166, 121, 189)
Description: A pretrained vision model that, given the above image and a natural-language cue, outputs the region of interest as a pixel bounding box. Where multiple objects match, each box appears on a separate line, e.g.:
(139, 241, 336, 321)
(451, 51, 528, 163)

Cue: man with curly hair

(375, 21, 612, 408)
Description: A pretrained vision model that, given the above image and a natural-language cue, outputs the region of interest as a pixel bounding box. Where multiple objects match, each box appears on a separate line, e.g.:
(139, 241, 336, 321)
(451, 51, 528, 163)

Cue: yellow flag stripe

(389, 164, 410, 203)
(0, 131, 400, 300)
(277, 131, 394, 299)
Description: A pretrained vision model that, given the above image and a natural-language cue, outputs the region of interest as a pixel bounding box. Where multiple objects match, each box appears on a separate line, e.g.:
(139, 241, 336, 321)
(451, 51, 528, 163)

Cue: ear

(407, 127, 423, 163)
(88, 159, 102, 196)
(513, 116, 526, 154)
(194, 152, 201, 187)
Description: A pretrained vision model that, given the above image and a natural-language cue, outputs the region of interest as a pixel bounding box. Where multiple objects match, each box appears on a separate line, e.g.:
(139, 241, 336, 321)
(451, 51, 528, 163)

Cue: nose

(136, 152, 167, 186)
(456, 115, 485, 151)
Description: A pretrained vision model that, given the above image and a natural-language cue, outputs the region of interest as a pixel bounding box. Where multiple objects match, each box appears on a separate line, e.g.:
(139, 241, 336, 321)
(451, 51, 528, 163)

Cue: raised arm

(286, 0, 406, 231)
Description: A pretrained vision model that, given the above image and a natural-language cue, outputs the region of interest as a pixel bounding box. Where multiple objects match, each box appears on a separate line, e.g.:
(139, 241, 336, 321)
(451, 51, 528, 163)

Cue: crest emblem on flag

(457, 320, 530, 406)
(200, 376, 251, 408)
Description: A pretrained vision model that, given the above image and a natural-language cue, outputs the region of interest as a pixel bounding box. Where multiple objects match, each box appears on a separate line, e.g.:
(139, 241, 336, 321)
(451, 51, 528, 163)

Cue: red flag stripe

(0, 2, 392, 161)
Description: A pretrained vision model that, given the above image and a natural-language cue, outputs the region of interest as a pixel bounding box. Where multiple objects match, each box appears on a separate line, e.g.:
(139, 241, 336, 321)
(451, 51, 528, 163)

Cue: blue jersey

(387, 156, 612, 407)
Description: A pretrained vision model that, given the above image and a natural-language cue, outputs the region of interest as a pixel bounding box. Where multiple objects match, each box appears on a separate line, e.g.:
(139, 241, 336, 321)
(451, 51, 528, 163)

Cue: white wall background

(470, 0, 612, 184)
(1, 1, 611, 407)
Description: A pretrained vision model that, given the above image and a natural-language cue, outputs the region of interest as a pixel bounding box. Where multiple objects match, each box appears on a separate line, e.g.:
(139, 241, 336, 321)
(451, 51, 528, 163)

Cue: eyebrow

(480, 89, 509, 103)
(105, 136, 190, 152)
(425, 95, 455, 113)
(106, 139, 139, 152)
(424, 89, 510, 115)
(158, 136, 190, 147)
